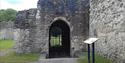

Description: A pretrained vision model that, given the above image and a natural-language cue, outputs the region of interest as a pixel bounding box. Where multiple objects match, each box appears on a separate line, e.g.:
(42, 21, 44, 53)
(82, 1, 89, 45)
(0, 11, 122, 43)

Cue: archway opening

(49, 20, 70, 58)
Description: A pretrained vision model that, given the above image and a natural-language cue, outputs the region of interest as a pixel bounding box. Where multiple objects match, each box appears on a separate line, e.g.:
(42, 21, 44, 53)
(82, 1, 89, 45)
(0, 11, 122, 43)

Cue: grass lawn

(0, 39, 113, 63)
(78, 52, 113, 63)
(0, 39, 14, 51)
(0, 52, 40, 63)
(0, 39, 40, 63)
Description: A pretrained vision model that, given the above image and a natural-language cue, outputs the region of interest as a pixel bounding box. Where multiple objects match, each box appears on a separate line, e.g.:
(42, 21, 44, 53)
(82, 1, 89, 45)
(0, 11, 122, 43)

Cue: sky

(0, 0, 39, 11)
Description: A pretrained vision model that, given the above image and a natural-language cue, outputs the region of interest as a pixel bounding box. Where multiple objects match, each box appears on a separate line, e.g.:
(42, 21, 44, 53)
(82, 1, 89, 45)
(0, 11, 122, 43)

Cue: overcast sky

(0, 0, 39, 11)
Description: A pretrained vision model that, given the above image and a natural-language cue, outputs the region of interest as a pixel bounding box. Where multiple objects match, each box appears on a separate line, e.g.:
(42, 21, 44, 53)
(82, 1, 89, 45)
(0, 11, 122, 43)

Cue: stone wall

(14, 0, 90, 58)
(14, 0, 125, 62)
(90, 0, 125, 63)
(0, 21, 14, 40)
(37, 0, 90, 57)
(14, 9, 38, 54)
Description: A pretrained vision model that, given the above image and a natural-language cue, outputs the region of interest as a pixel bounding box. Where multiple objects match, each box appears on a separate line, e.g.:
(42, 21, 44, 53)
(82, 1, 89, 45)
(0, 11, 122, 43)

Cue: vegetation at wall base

(0, 39, 40, 63)
(0, 39, 112, 63)
(78, 52, 113, 63)
(0, 52, 40, 63)
(0, 39, 14, 51)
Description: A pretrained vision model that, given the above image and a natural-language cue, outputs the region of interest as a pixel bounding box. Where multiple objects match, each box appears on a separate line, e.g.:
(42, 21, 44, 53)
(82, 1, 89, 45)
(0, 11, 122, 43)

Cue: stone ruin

(0, 21, 14, 40)
(14, 0, 125, 63)
(14, 0, 89, 58)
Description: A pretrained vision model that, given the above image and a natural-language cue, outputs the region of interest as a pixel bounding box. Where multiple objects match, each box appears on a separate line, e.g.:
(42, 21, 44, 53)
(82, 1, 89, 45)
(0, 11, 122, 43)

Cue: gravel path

(37, 58, 78, 63)
(0, 51, 7, 56)
(0, 49, 12, 57)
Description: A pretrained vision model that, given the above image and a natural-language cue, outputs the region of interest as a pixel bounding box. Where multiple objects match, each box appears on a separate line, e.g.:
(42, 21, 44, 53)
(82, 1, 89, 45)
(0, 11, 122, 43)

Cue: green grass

(0, 52, 40, 63)
(78, 52, 113, 63)
(0, 39, 14, 51)
(0, 39, 40, 63)
(0, 40, 112, 63)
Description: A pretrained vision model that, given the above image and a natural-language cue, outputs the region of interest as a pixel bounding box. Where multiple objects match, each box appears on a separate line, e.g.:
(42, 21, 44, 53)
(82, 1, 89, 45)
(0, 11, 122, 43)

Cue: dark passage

(49, 20, 70, 58)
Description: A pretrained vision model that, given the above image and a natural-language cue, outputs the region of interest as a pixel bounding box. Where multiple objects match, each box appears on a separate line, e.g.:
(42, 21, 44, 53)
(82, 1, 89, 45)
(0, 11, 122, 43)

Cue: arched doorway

(49, 20, 70, 58)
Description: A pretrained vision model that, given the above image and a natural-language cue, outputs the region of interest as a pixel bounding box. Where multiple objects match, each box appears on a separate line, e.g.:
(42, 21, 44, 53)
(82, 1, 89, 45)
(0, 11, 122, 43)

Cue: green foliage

(50, 36, 62, 46)
(0, 8, 17, 22)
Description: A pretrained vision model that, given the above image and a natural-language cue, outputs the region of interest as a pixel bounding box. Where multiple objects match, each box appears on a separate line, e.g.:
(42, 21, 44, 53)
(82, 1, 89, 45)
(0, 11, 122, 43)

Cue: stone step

(37, 58, 78, 63)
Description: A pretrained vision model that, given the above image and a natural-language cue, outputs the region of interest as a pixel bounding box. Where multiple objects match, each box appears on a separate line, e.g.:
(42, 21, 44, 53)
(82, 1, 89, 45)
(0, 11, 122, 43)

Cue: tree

(0, 8, 17, 22)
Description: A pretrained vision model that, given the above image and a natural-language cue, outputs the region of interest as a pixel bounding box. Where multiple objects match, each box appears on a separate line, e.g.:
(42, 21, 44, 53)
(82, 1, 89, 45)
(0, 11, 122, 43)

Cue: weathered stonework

(14, 0, 125, 62)
(14, 9, 38, 53)
(0, 21, 14, 39)
(90, 0, 125, 63)
(14, 0, 89, 58)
